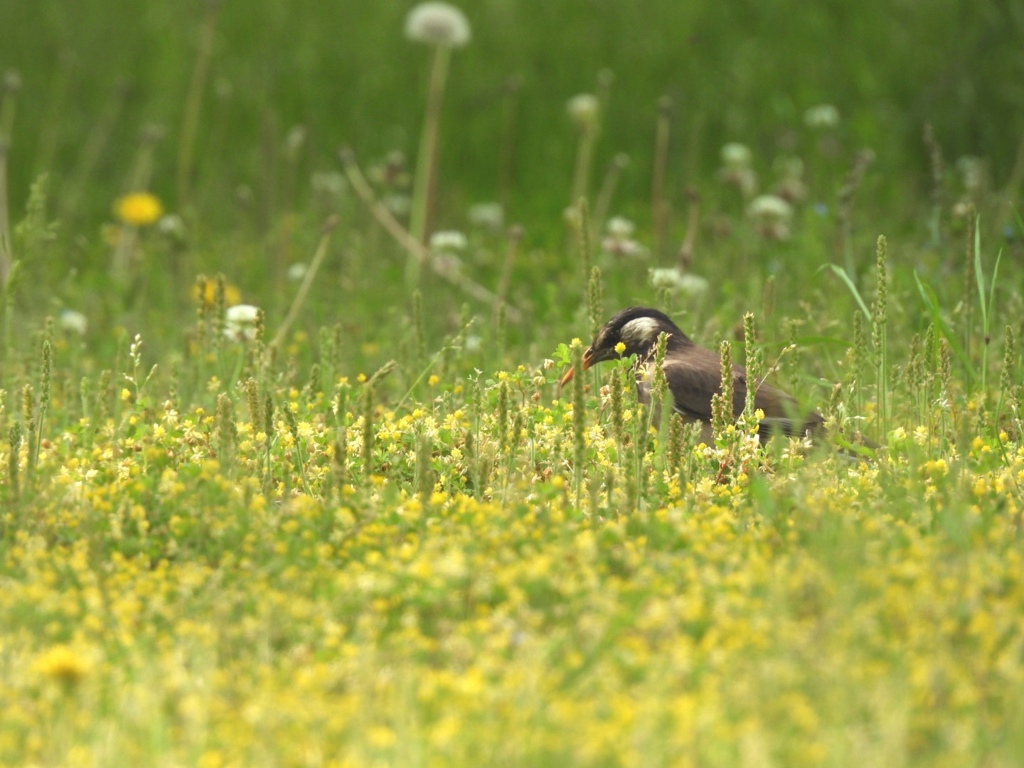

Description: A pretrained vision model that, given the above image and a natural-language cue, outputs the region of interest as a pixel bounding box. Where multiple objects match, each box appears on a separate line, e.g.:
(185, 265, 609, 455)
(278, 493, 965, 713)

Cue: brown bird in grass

(559, 307, 825, 444)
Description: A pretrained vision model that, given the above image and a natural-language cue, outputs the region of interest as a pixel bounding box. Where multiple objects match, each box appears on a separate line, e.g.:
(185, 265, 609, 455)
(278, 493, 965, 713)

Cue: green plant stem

(0, 138, 11, 291)
(571, 340, 586, 509)
(340, 148, 521, 321)
(177, 1, 221, 211)
(267, 215, 338, 355)
(592, 153, 628, 243)
(651, 96, 671, 258)
(409, 43, 452, 264)
(570, 123, 597, 211)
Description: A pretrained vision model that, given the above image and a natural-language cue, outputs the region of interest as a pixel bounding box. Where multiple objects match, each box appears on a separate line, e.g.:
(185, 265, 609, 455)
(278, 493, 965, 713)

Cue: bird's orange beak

(558, 347, 594, 389)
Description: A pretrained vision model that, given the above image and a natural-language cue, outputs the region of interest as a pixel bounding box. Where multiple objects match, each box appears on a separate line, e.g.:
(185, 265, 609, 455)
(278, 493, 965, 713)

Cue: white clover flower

(601, 236, 648, 259)
(59, 309, 88, 336)
(748, 194, 793, 222)
(601, 216, 647, 258)
(748, 194, 794, 241)
(287, 262, 308, 282)
(606, 216, 635, 238)
(429, 229, 468, 252)
(721, 143, 753, 170)
(567, 93, 599, 130)
(804, 104, 840, 129)
(224, 304, 261, 342)
(467, 201, 504, 230)
(405, 2, 471, 47)
(649, 268, 709, 298)
(649, 267, 685, 290)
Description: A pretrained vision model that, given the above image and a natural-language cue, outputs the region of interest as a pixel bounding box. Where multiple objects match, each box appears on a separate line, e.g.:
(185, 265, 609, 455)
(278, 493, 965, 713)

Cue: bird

(558, 306, 825, 444)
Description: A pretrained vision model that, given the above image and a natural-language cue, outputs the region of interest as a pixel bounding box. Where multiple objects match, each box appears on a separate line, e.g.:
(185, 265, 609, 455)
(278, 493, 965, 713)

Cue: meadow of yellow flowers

(3, 320, 1023, 767)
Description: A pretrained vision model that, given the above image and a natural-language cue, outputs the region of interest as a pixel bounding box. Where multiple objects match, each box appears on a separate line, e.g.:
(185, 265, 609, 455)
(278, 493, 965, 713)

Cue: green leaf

(913, 270, 976, 381)
(826, 264, 871, 321)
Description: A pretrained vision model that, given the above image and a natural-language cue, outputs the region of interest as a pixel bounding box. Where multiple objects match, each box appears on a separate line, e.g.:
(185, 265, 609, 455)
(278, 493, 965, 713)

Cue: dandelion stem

(409, 45, 452, 255)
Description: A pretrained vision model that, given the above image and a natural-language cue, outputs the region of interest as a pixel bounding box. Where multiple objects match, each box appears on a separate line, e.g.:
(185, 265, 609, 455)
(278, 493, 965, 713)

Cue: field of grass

(2, 1, 1024, 765)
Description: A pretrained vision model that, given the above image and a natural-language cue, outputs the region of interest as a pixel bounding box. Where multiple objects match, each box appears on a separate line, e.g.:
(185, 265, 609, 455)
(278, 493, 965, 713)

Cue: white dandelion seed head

(649, 267, 685, 290)
(224, 304, 261, 342)
(606, 216, 635, 238)
(649, 269, 709, 298)
(429, 229, 468, 252)
(567, 93, 599, 129)
(748, 194, 793, 222)
(721, 143, 753, 170)
(405, 2, 471, 47)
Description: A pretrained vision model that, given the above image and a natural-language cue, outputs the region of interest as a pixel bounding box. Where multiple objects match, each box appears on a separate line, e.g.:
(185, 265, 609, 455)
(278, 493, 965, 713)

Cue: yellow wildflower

(34, 644, 91, 685)
(113, 191, 163, 226)
(191, 280, 243, 308)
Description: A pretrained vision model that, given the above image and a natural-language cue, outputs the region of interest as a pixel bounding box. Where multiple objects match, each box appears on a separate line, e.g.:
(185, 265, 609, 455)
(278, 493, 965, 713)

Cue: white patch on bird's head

(619, 317, 661, 346)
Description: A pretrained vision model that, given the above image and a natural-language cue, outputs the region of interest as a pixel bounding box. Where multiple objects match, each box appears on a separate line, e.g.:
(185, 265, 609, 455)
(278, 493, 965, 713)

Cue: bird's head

(559, 307, 690, 387)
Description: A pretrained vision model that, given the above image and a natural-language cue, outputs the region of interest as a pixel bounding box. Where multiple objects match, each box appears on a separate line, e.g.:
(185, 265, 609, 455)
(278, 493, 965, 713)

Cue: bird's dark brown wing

(660, 347, 822, 437)
(659, 345, 744, 422)
(635, 343, 824, 441)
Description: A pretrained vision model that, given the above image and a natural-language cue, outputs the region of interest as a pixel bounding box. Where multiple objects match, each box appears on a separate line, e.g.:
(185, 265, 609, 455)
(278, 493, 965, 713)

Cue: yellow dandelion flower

(114, 191, 163, 226)
(35, 644, 91, 685)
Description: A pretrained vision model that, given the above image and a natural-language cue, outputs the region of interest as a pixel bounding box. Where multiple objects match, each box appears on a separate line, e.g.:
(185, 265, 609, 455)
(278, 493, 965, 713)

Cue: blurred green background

(0, 0, 1021, 366)
(4, 1, 1020, 222)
